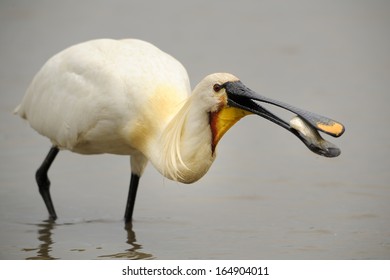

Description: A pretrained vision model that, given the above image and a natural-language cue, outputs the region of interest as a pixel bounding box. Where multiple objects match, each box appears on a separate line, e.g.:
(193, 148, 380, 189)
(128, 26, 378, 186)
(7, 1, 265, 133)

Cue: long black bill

(224, 81, 345, 157)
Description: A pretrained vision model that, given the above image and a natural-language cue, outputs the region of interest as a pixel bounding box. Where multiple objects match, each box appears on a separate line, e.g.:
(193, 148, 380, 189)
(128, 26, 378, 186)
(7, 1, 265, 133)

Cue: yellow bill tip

(317, 121, 345, 137)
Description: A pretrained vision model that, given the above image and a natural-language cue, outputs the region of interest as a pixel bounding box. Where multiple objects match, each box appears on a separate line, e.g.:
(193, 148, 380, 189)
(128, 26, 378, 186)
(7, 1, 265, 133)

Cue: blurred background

(0, 0, 389, 259)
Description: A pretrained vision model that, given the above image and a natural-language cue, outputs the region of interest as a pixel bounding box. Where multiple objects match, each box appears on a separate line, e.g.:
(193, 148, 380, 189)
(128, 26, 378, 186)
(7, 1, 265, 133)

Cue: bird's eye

(213, 84, 222, 92)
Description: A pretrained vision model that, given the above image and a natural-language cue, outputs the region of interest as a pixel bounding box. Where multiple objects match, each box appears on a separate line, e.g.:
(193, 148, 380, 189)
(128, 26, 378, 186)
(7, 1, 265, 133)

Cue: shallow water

(1, 0, 390, 259)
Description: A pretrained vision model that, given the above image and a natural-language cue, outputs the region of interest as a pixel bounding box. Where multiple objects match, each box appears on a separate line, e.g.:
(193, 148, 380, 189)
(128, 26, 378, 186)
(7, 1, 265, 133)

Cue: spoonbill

(15, 39, 345, 223)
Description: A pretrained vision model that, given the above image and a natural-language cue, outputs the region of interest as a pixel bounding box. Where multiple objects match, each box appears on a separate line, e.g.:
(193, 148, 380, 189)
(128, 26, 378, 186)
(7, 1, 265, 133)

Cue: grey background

(0, 0, 389, 259)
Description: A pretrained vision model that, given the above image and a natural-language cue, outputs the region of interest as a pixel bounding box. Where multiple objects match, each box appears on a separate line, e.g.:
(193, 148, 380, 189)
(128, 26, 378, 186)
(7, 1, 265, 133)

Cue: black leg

(124, 173, 140, 224)
(35, 146, 59, 220)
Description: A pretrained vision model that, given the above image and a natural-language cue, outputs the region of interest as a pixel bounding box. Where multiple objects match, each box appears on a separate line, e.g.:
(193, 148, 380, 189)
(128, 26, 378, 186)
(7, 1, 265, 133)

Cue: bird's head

(194, 73, 345, 156)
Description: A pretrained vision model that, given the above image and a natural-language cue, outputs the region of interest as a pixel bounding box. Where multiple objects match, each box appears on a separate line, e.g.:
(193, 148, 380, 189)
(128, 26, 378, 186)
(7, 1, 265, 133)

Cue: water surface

(1, 0, 389, 259)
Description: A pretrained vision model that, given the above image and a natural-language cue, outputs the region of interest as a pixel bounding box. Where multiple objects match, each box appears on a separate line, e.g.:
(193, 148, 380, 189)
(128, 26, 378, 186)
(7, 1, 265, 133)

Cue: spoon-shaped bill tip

(290, 116, 341, 158)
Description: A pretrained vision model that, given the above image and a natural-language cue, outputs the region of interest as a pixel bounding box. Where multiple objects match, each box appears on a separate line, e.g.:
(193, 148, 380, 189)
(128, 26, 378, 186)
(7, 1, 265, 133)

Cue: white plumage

(16, 38, 344, 223)
(16, 39, 217, 182)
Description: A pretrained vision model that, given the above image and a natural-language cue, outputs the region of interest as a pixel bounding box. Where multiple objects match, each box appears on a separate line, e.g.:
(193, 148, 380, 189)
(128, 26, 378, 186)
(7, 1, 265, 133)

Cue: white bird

(15, 39, 345, 224)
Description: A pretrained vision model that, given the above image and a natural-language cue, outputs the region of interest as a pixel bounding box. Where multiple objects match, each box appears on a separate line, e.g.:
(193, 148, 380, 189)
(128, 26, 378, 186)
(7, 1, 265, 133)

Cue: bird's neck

(149, 95, 216, 183)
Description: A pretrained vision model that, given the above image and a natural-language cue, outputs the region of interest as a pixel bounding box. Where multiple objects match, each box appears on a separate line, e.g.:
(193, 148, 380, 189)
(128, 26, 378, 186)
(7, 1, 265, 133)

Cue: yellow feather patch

(210, 107, 252, 152)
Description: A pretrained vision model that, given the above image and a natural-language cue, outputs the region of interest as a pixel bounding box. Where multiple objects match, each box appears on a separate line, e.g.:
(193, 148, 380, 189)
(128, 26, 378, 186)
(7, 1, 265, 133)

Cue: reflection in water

(23, 219, 153, 260)
(98, 223, 154, 260)
(24, 219, 58, 260)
